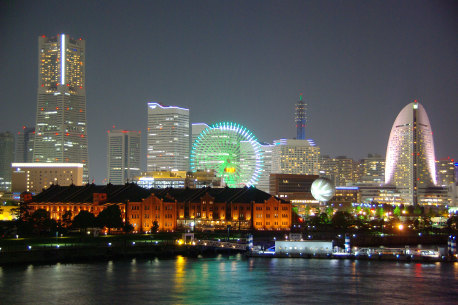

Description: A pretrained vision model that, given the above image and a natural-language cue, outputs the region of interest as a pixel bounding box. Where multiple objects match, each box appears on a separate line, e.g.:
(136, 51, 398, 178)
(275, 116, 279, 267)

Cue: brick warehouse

(23, 184, 291, 232)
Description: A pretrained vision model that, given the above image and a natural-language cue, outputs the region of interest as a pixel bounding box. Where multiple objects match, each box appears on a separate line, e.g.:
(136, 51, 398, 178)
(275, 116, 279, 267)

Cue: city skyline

(0, 1, 457, 183)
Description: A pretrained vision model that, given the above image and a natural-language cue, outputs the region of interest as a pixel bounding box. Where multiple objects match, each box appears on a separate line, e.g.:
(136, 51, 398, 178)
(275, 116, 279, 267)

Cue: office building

(295, 94, 307, 140)
(191, 123, 209, 147)
(11, 162, 83, 193)
(107, 130, 141, 185)
(385, 101, 437, 205)
(15, 127, 35, 163)
(33, 34, 88, 182)
(147, 103, 189, 171)
(256, 143, 274, 193)
(436, 158, 456, 186)
(357, 154, 385, 185)
(0, 132, 15, 191)
(272, 139, 320, 175)
(320, 155, 357, 186)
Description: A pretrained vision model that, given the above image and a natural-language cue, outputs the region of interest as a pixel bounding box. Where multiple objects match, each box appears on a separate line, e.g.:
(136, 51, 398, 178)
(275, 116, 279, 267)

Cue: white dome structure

(311, 177, 335, 202)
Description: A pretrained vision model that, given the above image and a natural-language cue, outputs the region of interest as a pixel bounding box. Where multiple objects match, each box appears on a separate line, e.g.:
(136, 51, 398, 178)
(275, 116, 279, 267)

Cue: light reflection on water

(0, 257, 457, 304)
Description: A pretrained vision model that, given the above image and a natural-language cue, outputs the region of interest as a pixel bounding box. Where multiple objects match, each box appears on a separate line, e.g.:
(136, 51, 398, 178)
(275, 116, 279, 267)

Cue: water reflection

(0, 257, 456, 304)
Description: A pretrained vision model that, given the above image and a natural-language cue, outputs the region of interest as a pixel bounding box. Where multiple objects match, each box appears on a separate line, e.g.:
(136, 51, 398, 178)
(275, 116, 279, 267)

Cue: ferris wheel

(190, 122, 263, 188)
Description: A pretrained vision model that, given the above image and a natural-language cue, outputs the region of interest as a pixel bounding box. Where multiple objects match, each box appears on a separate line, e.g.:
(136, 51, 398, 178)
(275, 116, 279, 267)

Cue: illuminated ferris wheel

(190, 122, 263, 188)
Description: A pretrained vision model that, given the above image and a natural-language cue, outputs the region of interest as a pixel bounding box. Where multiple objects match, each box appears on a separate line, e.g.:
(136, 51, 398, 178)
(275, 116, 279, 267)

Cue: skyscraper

(0, 132, 15, 191)
(385, 101, 436, 205)
(15, 126, 35, 163)
(358, 153, 385, 185)
(107, 130, 141, 185)
(295, 94, 307, 140)
(272, 139, 320, 175)
(33, 34, 88, 182)
(147, 102, 189, 172)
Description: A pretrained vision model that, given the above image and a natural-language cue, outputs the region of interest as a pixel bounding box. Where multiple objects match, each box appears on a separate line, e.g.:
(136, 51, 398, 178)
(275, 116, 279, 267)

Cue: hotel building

(33, 34, 88, 182)
(272, 139, 320, 176)
(147, 103, 190, 172)
(11, 163, 84, 193)
(385, 101, 437, 205)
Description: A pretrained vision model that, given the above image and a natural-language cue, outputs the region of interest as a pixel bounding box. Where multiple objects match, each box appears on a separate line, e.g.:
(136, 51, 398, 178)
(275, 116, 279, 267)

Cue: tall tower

(33, 34, 88, 182)
(107, 130, 141, 184)
(295, 94, 307, 140)
(385, 101, 436, 205)
(147, 102, 189, 172)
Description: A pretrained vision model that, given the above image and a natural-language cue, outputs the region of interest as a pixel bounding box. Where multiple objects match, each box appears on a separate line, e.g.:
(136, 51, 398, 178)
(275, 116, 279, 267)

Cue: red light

(79, 109, 83, 112)
(55, 133, 59, 135)
(112, 125, 115, 129)
(65, 133, 69, 136)
(80, 135, 84, 138)
(107, 130, 110, 133)
(23, 126, 26, 129)
(66, 84, 69, 86)
(41, 108, 44, 111)
(41, 84, 44, 87)
(79, 86, 83, 89)
(56, 107, 59, 110)
(414, 99, 418, 103)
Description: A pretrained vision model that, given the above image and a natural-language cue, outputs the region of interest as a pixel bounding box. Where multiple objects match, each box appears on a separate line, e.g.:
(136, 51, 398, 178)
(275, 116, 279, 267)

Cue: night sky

(1, 0, 457, 183)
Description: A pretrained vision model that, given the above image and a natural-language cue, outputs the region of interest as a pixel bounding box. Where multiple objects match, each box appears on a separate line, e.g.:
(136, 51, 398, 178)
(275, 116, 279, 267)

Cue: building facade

(0, 132, 15, 191)
(107, 130, 141, 184)
(11, 163, 84, 193)
(436, 158, 456, 186)
(357, 154, 385, 185)
(385, 101, 437, 205)
(272, 139, 320, 175)
(25, 184, 291, 232)
(15, 127, 35, 163)
(33, 34, 88, 182)
(147, 103, 189, 172)
(320, 155, 358, 186)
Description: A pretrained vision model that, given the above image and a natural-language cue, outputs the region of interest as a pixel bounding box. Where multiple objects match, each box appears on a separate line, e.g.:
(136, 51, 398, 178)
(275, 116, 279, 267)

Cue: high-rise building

(15, 126, 35, 163)
(191, 123, 209, 147)
(33, 34, 88, 182)
(256, 143, 274, 193)
(385, 101, 437, 205)
(320, 155, 358, 186)
(436, 158, 456, 186)
(358, 154, 385, 185)
(272, 139, 320, 175)
(295, 94, 307, 140)
(147, 102, 189, 171)
(0, 132, 15, 191)
(107, 130, 141, 185)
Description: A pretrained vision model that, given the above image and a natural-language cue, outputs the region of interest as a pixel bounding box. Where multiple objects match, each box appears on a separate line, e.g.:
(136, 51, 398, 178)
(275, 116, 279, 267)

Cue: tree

(72, 210, 96, 232)
(97, 205, 124, 234)
(30, 209, 56, 235)
(62, 210, 72, 228)
(393, 206, 401, 217)
(332, 211, 354, 230)
(152, 220, 159, 233)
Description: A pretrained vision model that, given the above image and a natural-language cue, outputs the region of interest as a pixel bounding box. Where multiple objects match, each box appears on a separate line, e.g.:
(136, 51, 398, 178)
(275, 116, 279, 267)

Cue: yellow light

(398, 224, 404, 231)
(224, 167, 236, 173)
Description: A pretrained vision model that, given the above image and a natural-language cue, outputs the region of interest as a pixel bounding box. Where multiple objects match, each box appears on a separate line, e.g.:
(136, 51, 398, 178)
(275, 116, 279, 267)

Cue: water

(1, 255, 457, 304)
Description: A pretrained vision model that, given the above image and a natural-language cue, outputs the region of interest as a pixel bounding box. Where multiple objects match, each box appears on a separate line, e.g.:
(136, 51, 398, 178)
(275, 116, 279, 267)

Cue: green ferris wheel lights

(190, 122, 263, 188)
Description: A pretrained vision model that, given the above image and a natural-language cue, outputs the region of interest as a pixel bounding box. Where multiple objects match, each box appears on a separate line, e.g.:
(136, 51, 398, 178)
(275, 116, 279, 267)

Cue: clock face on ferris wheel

(190, 122, 263, 188)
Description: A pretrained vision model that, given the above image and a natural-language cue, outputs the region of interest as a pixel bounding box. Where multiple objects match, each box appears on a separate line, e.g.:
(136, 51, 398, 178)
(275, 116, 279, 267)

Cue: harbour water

(1, 255, 457, 304)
